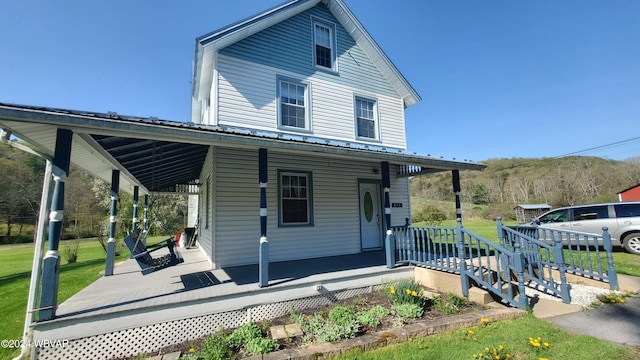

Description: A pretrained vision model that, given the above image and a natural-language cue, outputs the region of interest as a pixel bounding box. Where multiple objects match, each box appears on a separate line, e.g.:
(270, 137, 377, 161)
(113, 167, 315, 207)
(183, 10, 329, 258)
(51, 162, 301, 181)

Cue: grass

(0, 238, 134, 359)
(330, 314, 638, 360)
(1, 225, 638, 359)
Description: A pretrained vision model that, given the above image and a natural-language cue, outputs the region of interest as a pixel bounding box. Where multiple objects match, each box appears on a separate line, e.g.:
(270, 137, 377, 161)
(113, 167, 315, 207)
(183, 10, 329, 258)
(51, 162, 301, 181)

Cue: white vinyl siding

(209, 147, 410, 267)
(216, 54, 406, 149)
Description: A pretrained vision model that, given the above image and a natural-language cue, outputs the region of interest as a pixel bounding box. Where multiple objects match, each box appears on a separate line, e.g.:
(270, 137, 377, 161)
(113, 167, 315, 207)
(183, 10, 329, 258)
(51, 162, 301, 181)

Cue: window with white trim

(279, 79, 309, 130)
(278, 170, 313, 226)
(355, 97, 378, 139)
(313, 20, 336, 70)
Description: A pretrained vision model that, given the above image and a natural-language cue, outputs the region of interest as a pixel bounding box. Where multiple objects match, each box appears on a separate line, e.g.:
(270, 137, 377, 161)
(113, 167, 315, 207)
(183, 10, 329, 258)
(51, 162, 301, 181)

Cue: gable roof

(191, 0, 421, 120)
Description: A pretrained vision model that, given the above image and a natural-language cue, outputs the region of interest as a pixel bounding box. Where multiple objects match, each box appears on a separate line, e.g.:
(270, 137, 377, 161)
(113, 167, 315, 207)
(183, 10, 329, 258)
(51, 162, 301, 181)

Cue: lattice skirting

(35, 285, 379, 360)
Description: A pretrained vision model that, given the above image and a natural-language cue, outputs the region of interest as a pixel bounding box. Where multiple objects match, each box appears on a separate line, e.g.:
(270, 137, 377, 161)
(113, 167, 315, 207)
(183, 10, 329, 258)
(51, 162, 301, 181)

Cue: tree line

(411, 156, 640, 221)
(0, 142, 188, 244)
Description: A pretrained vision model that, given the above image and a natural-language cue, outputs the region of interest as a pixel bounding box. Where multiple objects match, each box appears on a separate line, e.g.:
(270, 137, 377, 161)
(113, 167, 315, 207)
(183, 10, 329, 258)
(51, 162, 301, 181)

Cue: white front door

(360, 182, 383, 250)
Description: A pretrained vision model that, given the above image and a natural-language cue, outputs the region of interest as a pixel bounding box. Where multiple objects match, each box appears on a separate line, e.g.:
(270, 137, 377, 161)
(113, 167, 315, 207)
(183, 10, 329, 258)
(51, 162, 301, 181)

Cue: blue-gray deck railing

(390, 220, 528, 309)
(497, 219, 571, 303)
(388, 218, 620, 309)
(505, 222, 618, 290)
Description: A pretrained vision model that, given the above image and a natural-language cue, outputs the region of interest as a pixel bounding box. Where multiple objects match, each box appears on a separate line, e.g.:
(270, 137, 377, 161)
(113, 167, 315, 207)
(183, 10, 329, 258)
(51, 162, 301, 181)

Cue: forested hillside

(411, 156, 640, 221)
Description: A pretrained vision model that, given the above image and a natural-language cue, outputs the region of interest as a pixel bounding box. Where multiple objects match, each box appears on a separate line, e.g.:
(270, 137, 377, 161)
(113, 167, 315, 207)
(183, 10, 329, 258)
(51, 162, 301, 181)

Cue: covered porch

(33, 247, 413, 359)
(0, 102, 485, 359)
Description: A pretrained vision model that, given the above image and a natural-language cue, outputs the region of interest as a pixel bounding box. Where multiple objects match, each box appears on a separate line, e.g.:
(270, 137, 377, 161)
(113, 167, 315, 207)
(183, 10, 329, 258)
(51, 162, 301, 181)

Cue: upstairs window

(355, 97, 378, 139)
(278, 78, 309, 130)
(313, 20, 336, 71)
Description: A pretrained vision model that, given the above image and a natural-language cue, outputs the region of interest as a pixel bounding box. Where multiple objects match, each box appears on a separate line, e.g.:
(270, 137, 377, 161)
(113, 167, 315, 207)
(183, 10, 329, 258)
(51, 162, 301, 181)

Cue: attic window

(313, 20, 336, 71)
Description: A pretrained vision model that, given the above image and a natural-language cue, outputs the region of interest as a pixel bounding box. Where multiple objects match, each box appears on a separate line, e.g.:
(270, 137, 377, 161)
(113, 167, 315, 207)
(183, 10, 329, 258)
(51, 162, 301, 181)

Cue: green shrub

(356, 305, 390, 327)
(292, 309, 361, 343)
(201, 331, 232, 360)
(228, 322, 263, 347)
(393, 302, 424, 319)
(328, 305, 356, 326)
(412, 205, 448, 225)
(245, 337, 279, 355)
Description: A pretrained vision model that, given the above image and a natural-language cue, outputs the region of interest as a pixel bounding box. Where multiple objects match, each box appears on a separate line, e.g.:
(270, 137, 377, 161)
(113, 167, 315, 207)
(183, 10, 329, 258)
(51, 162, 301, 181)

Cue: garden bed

(135, 280, 492, 359)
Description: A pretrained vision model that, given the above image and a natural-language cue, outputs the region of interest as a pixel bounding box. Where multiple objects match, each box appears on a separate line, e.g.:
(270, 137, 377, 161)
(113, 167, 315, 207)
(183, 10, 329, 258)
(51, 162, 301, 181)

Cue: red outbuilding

(618, 183, 640, 201)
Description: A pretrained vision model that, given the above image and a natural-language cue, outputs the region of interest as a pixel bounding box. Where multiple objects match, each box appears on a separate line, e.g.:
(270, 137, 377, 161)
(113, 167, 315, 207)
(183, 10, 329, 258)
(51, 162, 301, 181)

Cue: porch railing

(497, 219, 571, 303)
(388, 218, 620, 309)
(505, 222, 619, 290)
(390, 220, 528, 309)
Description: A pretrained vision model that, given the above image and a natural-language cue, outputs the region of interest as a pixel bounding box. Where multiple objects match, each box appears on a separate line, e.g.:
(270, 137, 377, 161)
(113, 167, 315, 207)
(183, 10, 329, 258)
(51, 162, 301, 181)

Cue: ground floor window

(278, 170, 313, 226)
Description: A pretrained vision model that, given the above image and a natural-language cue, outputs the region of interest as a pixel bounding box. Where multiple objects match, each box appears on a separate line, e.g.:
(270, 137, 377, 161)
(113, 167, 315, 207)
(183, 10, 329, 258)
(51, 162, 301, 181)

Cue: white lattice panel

(35, 286, 378, 359)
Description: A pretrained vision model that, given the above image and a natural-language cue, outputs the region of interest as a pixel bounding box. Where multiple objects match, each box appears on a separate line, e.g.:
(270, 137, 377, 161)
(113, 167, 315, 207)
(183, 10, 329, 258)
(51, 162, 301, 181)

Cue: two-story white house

(189, 0, 483, 272)
(0, 0, 488, 357)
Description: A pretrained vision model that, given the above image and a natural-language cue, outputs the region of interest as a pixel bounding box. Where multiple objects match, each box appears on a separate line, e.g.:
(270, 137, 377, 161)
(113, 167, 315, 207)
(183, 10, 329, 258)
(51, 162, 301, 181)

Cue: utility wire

(553, 136, 640, 158)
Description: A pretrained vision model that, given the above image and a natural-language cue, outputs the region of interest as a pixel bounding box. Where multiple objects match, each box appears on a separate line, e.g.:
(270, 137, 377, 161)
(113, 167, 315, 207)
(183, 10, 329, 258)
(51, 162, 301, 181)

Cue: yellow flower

(498, 345, 504, 351)
(468, 330, 474, 335)
(406, 288, 412, 295)
(390, 286, 395, 295)
(543, 342, 549, 347)
(481, 317, 490, 324)
(188, 348, 195, 353)
(411, 290, 418, 297)
(495, 356, 500, 360)
(485, 347, 490, 351)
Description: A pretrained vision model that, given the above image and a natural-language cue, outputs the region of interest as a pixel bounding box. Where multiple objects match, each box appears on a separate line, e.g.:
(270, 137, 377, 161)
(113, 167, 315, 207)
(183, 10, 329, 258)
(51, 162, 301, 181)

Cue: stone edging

(244, 307, 525, 360)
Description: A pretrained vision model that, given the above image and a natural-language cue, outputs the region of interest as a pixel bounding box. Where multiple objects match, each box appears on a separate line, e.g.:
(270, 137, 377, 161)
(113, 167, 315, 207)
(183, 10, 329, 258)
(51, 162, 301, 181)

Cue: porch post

(258, 148, 269, 287)
(381, 161, 396, 268)
(39, 128, 73, 321)
(105, 170, 120, 276)
(143, 194, 149, 246)
(452, 170, 462, 223)
(132, 186, 139, 233)
(22, 160, 52, 338)
(381, 161, 391, 228)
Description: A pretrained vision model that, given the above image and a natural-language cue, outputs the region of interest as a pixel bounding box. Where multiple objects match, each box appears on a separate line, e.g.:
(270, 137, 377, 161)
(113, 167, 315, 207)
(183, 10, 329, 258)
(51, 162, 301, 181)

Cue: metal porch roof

(0, 102, 485, 195)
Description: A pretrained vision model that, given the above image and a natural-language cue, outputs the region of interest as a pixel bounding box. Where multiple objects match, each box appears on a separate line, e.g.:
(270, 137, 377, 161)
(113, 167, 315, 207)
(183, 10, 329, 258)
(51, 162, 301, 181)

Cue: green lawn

(1, 228, 638, 359)
(0, 239, 131, 359)
(331, 314, 638, 360)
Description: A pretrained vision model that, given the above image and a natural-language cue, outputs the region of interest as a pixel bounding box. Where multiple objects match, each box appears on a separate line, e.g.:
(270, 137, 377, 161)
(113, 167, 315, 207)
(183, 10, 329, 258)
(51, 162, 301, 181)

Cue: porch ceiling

(0, 102, 485, 194)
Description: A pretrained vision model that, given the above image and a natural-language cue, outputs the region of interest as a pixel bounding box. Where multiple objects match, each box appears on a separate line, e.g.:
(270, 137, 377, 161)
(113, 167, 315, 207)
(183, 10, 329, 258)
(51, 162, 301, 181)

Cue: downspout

(1, 129, 53, 360)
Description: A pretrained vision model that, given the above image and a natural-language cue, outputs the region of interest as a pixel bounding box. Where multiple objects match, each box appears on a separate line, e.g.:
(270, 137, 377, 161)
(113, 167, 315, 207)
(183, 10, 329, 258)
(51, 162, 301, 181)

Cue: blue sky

(1, 0, 638, 161)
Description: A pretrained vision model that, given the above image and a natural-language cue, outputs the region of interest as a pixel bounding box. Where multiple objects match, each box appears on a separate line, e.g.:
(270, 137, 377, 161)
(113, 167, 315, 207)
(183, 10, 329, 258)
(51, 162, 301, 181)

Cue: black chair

(123, 231, 184, 275)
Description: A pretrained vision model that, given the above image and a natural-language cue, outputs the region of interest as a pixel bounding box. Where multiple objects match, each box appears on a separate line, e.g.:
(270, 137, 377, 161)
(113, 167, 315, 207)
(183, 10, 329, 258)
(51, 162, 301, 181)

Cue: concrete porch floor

(33, 247, 414, 343)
